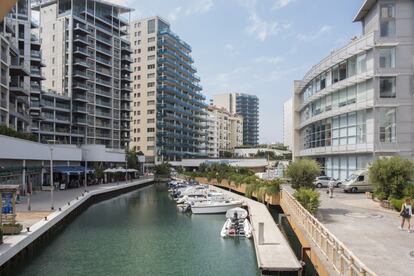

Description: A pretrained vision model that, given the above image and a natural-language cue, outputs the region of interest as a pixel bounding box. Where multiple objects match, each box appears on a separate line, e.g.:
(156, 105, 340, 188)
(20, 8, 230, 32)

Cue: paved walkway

(317, 188, 414, 276)
(15, 178, 151, 228)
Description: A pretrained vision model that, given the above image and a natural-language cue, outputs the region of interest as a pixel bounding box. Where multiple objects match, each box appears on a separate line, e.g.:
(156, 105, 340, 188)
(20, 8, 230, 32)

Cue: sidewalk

(317, 189, 414, 275)
(15, 179, 150, 228)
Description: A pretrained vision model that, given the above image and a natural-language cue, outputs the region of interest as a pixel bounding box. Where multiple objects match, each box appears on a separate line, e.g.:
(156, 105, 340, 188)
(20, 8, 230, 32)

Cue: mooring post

(258, 222, 264, 245)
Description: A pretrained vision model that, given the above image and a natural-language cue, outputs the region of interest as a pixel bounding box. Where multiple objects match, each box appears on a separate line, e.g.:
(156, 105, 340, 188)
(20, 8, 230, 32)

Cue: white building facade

(293, 0, 414, 180)
(206, 105, 243, 157)
(283, 98, 293, 150)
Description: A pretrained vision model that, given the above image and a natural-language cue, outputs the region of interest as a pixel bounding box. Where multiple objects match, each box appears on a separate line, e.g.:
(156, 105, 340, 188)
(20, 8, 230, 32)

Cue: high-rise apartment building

(293, 0, 414, 180)
(33, 0, 132, 149)
(283, 98, 293, 150)
(0, 0, 43, 133)
(213, 93, 259, 146)
(129, 16, 207, 162)
(206, 105, 243, 157)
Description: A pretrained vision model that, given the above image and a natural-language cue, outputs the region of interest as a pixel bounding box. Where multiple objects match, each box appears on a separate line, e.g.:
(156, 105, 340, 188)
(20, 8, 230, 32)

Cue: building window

(147, 91, 155, 97)
(148, 19, 156, 34)
(147, 82, 155, 87)
(147, 136, 155, 141)
(379, 108, 396, 142)
(147, 146, 154, 150)
(148, 64, 155, 69)
(147, 100, 155, 105)
(147, 118, 155, 124)
(147, 128, 155, 132)
(147, 73, 155, 78)
(380, 4, 396, 37)
(356, 53, 367, 74)
(147, 109, 155, 114)
(378, 47, 395, 68)
(148, 37, 155, 43)
(148, 46, 155, 51)
(148, 55, 155, 61)
(379, 77, 396, 98)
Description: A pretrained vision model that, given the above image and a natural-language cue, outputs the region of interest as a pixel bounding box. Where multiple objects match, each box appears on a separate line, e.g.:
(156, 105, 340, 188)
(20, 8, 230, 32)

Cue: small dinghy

(220, 207, 252, 238)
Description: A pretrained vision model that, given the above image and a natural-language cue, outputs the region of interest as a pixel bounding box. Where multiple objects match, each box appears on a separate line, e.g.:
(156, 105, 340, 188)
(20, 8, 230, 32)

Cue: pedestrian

(328, 178, 335, 198)
(399, 198, 412, 232)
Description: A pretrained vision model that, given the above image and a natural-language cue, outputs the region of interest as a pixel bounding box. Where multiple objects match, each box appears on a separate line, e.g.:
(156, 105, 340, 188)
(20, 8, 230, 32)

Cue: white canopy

(226, 207, 248, 219)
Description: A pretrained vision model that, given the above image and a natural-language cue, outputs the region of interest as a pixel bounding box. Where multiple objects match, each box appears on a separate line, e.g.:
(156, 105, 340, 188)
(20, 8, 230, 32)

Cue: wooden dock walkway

(213, 186, 302, 274)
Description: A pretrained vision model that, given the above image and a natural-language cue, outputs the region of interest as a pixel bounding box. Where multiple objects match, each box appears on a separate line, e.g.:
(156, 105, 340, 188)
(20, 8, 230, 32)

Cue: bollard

(44, 217, 47, 221)
(76, 196, 78, 200)
(68, 202, 70, 206)
(59, 207, 61, 211)
(26, 227, 30, 232)
(258, 222, 264, 245)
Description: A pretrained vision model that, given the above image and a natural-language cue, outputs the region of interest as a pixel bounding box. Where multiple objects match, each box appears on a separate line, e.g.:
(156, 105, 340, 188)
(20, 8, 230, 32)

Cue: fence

(280, 188, 377, 276)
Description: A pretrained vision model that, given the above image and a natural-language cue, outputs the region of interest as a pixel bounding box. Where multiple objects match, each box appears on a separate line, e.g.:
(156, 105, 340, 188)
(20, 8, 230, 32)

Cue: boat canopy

(226, 207, 248, 219)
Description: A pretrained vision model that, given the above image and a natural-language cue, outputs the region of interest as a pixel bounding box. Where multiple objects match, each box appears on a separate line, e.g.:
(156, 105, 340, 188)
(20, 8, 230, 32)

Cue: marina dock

(213, 186, 302, 274)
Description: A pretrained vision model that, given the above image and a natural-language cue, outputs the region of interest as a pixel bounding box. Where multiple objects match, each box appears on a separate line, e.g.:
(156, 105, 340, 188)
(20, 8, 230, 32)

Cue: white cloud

(245, 12, 279, 41)
(224, 43, 235, 51)
(272, 0, 296, 10)
(253, 56, 283, 65)
(166, 0, 214, 22)
(167, 7, 182, 22)
(297, 25, 332, 41)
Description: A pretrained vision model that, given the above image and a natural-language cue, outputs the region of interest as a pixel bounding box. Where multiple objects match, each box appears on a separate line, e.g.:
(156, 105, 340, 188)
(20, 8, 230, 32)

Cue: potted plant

(2, 223, 23, 235)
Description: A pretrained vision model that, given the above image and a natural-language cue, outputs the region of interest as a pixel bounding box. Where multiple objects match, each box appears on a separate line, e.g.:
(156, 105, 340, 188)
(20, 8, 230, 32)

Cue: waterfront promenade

(317, 189, 414, 275)
(213, 186, 302, 273)
(0, 177, 154, 267)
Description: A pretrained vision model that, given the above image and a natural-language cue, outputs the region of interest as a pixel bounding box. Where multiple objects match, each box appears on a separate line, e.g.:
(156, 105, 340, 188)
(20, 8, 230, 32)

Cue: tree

(294, 188, 320, 214)
(286, 159, 320, 189)
(368, 156, 414, 199)
(126, 149, 138, 169)
(154, 163, 171, 176)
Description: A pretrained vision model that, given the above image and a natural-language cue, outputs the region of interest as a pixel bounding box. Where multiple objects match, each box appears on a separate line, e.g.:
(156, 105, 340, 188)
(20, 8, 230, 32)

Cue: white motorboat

(190, 199, 243, 214)
(220, 207, 252, 238)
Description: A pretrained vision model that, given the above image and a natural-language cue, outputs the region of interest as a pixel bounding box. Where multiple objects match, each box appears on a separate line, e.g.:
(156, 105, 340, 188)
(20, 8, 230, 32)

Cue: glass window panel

(339, 89, 347, 107)
(379, 48, 395, 68)
(348, 56, 357, 77)
(348, 126, 356, 136)
(379, 77, 396, 98)
(379, 108, 396, 142)
(357, 53, 367, 74)
(348, 85, 357, 104)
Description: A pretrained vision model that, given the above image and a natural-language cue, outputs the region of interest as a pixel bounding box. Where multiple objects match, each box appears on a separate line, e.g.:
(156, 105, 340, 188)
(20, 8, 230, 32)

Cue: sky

(112, 0, 364, 143)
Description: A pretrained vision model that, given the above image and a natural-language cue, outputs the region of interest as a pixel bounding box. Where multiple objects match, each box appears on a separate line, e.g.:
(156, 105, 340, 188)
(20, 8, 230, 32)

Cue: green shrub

(389, 198, 405, 212)
(294, 188, 320, 214)
(0, 125, 37, 142)
(369, 157, 414, 199)
(154, 163, 171, 176)
(286, 159, 321, 189)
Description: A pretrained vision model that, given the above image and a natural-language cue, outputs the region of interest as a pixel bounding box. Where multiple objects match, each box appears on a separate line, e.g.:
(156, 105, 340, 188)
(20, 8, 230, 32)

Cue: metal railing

(280, 189, 377, 276)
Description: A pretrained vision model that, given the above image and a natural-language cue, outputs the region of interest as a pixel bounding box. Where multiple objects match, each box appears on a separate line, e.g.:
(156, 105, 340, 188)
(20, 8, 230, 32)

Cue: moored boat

(190, 200, 243, 214)
(220, 207, 252, 238)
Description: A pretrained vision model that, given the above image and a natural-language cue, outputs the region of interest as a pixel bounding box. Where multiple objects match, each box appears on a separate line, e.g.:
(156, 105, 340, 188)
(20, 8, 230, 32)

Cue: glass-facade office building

(293, 0, 414, 180)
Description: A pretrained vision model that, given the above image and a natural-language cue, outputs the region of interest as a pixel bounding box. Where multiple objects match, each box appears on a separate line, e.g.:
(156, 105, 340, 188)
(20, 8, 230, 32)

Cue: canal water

(15, 183, 260, 276)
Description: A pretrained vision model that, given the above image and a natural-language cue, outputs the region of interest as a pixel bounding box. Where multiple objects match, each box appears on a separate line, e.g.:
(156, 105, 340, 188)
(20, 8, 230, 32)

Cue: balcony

(73, 106, 87, 113)
(96, 110, 112, 118)
(10, 58, 30, 76)
(96, 89, 112, 98)
(73, 93, 88, 102)
(30, 50, 42, 60)
(96, 45, 112, 56)
(73, 117, 87, 124)
(10, 80, 29, 96)
(73, 69, 88, 80)
(74, 23, 89, 34)
(96, 35, 112, 46)
(96, 78, 112, 87)
(73, 82, 88, 90)
(74, 35, 88, 45)
(96, 56, 112, 67)
(121, 55, 132, 63)
(73, 59, 88, 68)
(96, 99, 112, 108)
(73, 46, 88, 57)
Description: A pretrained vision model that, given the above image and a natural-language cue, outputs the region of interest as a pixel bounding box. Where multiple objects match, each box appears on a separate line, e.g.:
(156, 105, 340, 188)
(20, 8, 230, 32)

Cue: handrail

(280, 188, 377, 276)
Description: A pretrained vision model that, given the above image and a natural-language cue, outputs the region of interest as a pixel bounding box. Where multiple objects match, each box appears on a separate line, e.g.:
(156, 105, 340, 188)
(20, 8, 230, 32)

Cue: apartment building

(206, 105, 243, 157)
(129, 16, 207, 162)
(283, 98, 293, 150)
(293, 0, 414, 180)
(213, 92, 259, 146)
(33, 0, 132, 149)
(0, 0, 43, 133)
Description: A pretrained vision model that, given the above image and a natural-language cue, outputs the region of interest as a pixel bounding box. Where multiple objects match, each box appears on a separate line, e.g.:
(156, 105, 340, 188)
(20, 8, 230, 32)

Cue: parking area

(316, 188, 414, 275)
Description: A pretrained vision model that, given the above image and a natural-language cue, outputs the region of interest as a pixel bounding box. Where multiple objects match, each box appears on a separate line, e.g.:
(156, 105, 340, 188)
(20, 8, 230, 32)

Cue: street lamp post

(84, 149, 89, 192)
(47, 140, 57, 210)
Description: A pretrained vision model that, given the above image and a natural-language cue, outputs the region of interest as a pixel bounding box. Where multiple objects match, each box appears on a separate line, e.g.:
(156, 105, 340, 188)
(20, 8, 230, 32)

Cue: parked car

(343, 170, 373, 193)
(313, 176, 341, 188)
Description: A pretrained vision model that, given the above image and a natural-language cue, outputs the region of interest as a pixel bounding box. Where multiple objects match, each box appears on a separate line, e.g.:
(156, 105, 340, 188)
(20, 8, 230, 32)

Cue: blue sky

(114, 0, 364, 143)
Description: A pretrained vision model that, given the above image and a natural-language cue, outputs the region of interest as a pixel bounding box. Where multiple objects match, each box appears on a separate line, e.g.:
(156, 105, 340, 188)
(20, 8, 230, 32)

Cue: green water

(16, 183, 260, 276)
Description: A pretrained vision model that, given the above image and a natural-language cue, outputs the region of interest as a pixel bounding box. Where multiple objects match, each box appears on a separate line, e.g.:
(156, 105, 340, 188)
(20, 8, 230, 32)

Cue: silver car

(313, 176, 341, 188)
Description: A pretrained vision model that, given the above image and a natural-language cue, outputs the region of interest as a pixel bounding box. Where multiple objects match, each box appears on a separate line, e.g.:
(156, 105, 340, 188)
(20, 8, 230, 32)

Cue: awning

(51, 166, 94, 174)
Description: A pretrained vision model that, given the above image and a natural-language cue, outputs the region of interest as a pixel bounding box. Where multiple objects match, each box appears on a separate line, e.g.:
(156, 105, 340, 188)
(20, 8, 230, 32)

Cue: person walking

(328, 178, 335, 198)
(399, 198, 412, 232)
